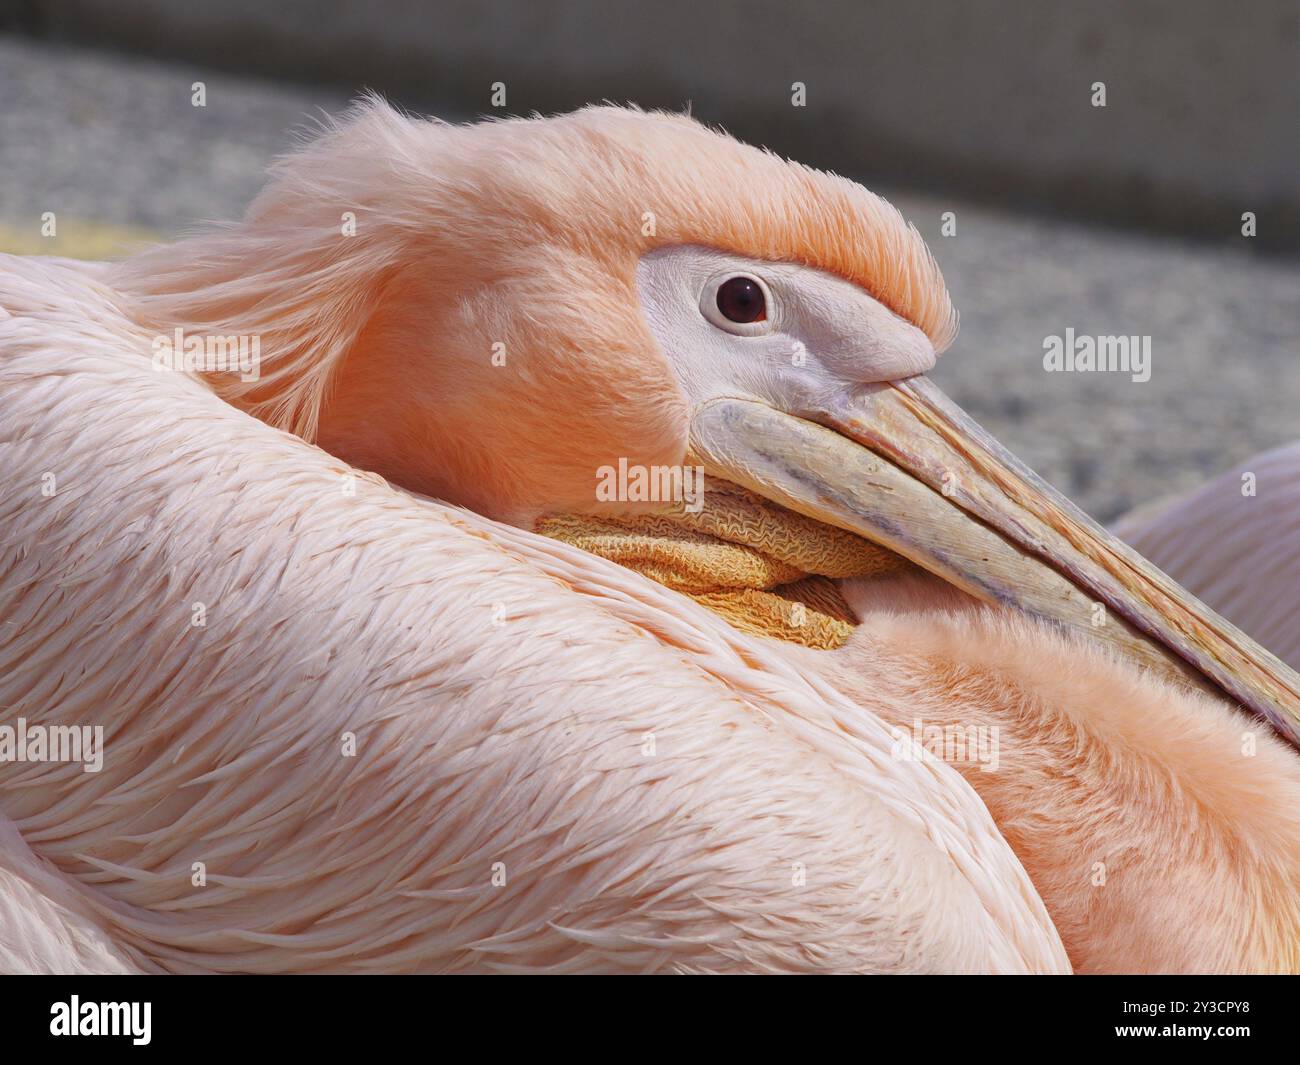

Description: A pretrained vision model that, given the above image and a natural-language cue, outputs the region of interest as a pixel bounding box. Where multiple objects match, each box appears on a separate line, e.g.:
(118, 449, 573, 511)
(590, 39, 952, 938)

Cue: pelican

(1114, 442, 1300, 673)
(1, 99, 1298, 974)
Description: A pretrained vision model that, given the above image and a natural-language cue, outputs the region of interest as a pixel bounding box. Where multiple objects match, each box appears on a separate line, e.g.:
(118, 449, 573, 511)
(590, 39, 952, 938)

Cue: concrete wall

(9, 0, 1299, 248)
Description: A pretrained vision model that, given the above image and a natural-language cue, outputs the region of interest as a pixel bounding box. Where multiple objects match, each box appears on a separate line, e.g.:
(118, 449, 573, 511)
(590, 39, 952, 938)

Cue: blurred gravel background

(2, 36, 1296, 522)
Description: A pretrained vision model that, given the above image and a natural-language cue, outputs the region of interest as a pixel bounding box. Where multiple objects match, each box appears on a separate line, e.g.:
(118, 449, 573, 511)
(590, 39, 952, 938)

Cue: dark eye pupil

(716, 276, 766, 324)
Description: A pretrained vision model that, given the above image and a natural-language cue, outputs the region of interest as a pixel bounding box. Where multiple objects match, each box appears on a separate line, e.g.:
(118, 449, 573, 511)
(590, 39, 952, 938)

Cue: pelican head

(119, 99, 1300, 746)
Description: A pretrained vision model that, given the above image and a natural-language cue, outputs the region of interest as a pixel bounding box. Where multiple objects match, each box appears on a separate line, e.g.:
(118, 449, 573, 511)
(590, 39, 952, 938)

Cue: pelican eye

(701, 272, 774, 336)
(716, 276, 767, 324)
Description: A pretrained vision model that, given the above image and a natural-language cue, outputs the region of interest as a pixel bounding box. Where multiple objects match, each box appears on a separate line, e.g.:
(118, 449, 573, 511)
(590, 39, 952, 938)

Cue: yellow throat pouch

(536, 478, 910, 649)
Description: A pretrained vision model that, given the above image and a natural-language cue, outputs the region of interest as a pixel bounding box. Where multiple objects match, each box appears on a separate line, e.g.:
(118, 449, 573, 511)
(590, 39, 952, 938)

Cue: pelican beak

(687, 377, 1300, 748)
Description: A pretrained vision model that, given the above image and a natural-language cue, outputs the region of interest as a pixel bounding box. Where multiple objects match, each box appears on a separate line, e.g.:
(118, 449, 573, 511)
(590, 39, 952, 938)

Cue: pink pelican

(1, 100, 1298, 974)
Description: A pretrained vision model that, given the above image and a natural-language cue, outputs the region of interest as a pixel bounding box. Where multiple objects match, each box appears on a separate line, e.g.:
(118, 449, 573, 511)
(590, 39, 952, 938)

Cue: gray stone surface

(902, 190, 1300, 521)
(0, 37, 353, 230)
(2, 35, 1296, 522)
(15, 0, 1300, 247)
